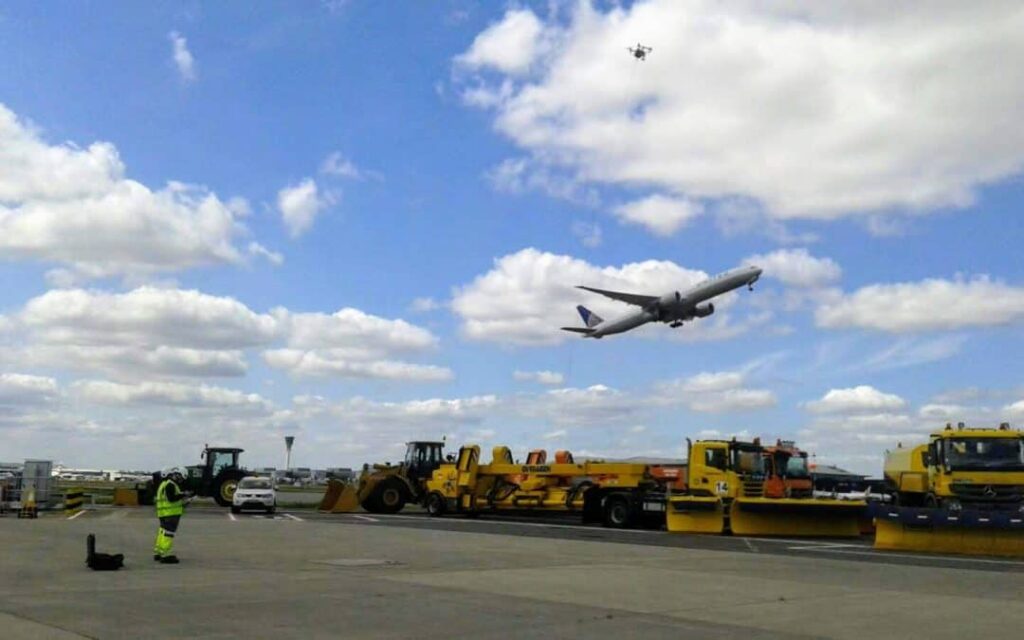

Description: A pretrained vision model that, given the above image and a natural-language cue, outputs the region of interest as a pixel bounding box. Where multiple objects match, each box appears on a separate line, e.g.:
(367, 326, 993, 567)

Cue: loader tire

(373, 478, 407, 514)
(426, 492, 446, 517)
(602, 494, 632, 529)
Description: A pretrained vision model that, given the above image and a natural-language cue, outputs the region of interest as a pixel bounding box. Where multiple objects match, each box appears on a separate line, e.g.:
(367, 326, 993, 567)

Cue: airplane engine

(657, 291, 681, 308)
(692, 303, 714, 318)
(651, 291, 681, 321)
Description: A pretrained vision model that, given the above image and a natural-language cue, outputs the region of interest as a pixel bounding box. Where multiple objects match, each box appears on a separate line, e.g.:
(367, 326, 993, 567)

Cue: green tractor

(142, 446, 249, 508)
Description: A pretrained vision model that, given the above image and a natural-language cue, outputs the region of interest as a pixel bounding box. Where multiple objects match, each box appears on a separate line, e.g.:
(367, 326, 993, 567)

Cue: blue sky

(1, 1, 1023, 473)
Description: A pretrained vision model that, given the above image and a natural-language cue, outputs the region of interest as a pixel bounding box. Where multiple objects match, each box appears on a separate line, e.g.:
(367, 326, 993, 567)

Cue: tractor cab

(202, 447, 243, 482)
(403, 441, 445, 482)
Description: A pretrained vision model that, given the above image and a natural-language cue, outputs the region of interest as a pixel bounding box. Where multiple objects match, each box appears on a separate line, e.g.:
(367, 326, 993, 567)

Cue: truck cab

(886, 423, 1024, 509)
(686, 439, 766, 499)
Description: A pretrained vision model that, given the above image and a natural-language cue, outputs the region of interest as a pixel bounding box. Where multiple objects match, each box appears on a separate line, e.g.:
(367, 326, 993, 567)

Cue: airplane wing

(576, 286, 658, 307)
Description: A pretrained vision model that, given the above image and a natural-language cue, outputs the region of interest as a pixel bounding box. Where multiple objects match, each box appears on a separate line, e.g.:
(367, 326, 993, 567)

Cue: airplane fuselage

(585, 265, 761, 338)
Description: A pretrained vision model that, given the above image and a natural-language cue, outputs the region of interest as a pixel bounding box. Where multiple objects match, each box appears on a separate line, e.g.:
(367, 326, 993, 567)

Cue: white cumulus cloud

(614, 195, 702, 237)
(0, 104, 255, 281)
(805, 385, 906, 414)
(744, 249, 841, 288)
(168, 31, 196, 82)
(451, 248, 754, 346)
(456, 9, 547, 75)
(456, 2, 1024, 229)
(817, 276, 1024, 332)
(278, 178, 334, 238)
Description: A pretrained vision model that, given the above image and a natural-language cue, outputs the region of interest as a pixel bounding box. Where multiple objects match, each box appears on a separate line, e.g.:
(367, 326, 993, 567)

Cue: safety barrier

(64, 487, 85, 515)
(112, 487, 140, 507)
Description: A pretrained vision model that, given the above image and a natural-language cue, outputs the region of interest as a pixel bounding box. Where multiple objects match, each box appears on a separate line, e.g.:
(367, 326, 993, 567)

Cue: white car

(231, 476, 276, 514)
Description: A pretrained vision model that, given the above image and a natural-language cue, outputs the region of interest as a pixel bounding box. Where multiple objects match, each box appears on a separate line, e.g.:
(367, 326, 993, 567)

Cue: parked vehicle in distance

(231, 476, 276, 514)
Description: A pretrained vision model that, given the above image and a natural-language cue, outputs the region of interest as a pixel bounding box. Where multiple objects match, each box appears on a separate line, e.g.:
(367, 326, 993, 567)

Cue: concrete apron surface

(2, 509, 1024, 640)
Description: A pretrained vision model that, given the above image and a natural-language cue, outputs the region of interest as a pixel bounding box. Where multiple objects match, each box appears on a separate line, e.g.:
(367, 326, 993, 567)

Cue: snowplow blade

(319, 479, 361, 513)
(873, 505, 1024, 557)
(730, 498, 865, 537)
(666, 496, 726, 534)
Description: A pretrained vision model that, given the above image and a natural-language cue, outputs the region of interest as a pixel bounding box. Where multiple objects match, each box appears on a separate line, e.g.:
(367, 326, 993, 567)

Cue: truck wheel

(373, 479, 406, 514)
(603, 495, 632, 528)
(426, 492, 446, 517)
(214, 476, 241, 507)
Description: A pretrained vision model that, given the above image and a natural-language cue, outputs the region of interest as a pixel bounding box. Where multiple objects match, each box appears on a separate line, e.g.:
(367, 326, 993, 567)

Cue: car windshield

(944, 438, 1024, 471)
(239, 478, 272, 490)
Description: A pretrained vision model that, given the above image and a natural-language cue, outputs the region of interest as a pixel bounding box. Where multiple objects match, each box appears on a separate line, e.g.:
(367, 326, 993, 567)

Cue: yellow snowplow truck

(666, 439, 864, 537)
(875, 422, 1024, 557)
(319, 441, 447, 514)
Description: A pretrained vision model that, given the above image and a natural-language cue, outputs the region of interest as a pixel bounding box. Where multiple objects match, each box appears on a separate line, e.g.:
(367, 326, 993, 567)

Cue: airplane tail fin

(576, 305, 603, 328)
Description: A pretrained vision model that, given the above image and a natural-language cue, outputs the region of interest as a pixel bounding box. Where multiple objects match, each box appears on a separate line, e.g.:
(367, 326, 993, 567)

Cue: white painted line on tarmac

(228, 511, 237, 522)
(351, 514, 378, 523)
(66, 510, 86, 520)
(284, 513, 305, 522)
(743, 538, 757, 552)
(365, 513, 661, 534)
(788, 546, 1024, 566)
(786, 543, 863, 551)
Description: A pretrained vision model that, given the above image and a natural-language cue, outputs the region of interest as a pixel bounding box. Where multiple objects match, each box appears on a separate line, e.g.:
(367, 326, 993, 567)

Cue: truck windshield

(733, 448, 765, 475)
(944, 438, 1024, 471)
(785, 455, 810, 478)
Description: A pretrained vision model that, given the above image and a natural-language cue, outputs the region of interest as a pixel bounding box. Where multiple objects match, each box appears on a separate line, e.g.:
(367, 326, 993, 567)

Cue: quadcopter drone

(628, 43, 652, 61)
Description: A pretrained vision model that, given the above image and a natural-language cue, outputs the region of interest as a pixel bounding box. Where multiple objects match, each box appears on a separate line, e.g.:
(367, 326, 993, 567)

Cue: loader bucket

(729, 498, 865, 537)
(319, 479, 361, 513)
(872, 505, 1024, 557)
(666, 496, 726, 534)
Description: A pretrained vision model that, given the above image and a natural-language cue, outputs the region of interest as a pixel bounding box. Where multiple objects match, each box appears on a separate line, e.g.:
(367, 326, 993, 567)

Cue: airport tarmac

(2, 507, 1024, 639)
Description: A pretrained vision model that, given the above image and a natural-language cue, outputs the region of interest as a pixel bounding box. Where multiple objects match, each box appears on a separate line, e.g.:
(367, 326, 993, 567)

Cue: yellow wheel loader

(666, 439, 865, 537)
(319, 441, 447, 514)
(875, 422, 1024, 557)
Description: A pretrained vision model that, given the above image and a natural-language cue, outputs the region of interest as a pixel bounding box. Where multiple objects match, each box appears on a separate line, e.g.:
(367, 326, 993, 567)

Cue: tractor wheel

(214, 476, 241, 507)
(602, 494, 632, 529)
(426, 492, 446, 517)
(373, 478, 407, 514)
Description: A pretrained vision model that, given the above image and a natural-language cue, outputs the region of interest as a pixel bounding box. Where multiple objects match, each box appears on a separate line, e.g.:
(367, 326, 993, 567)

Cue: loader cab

(403, 441, 445, 481)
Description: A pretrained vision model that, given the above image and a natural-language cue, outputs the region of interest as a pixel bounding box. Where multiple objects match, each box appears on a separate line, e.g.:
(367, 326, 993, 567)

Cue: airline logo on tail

(560, 305, 603, 336)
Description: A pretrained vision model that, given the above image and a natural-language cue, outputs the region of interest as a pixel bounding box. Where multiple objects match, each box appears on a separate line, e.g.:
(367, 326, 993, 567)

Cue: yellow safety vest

(156, 479, 184, 518)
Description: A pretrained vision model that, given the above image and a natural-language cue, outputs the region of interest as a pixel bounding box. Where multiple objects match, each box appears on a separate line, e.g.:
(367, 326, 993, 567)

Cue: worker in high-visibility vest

(154, 467, 190, 564)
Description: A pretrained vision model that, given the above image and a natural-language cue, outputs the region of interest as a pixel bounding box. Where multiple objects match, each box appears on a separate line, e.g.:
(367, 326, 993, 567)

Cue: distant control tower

(284, 435, 295, 471)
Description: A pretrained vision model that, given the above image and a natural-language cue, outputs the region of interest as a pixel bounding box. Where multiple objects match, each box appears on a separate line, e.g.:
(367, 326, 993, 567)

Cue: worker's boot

(159, 555, 179, 564)
(153, 554, 162, 561)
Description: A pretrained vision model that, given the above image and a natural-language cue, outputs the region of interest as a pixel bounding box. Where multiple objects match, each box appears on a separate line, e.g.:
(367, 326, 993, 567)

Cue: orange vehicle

(762, 440, 813, 499)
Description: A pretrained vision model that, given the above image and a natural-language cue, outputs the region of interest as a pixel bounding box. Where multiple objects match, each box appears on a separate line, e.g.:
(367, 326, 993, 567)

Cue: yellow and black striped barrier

(65, 488, 85, 515)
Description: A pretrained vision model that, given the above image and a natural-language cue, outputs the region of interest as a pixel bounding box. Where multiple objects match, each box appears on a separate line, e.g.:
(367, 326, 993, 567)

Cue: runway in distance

(561, 264, 763, 339)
